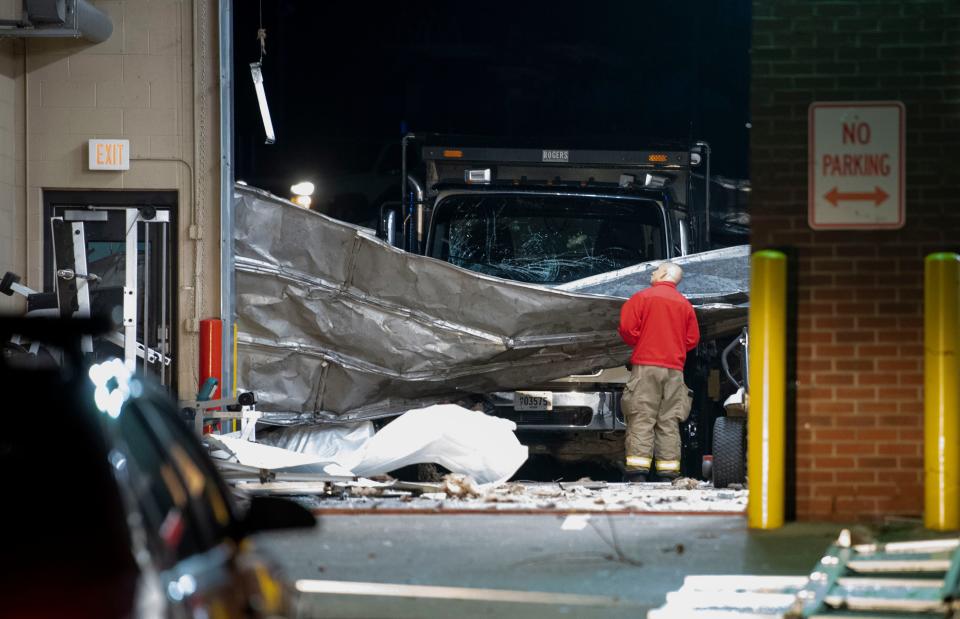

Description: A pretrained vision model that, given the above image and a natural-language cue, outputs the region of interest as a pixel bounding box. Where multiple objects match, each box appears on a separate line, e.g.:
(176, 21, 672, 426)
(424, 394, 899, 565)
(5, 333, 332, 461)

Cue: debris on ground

(235, 479, 748, 513)
(671, 477, 701, 490)
(214, 431, 747, 513)
(559, 478, 608, 491)
(350, 485, 386, 497)
(440, 473, 481, 499)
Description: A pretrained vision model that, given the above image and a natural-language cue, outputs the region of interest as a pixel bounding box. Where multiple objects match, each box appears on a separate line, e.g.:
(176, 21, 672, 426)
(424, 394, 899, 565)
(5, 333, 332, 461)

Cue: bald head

(651, 262, 683, 285)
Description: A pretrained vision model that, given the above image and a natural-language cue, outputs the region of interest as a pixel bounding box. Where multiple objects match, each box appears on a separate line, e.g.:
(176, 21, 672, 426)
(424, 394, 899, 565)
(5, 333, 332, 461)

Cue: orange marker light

(443, 149, 463, 158)
(648, 154, 668, 163)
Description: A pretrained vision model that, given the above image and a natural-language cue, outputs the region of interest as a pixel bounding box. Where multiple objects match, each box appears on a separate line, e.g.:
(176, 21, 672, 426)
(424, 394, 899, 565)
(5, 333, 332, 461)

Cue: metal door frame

(43, 190, 178, 389)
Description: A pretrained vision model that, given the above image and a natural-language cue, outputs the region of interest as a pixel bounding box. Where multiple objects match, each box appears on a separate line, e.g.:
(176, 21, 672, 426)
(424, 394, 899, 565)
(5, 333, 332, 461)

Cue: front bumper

(487, 390, 626, 431)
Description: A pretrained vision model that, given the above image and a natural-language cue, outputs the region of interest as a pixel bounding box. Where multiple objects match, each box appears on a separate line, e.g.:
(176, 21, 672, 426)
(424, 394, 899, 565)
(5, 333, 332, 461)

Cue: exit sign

(88, 139, 130, 171)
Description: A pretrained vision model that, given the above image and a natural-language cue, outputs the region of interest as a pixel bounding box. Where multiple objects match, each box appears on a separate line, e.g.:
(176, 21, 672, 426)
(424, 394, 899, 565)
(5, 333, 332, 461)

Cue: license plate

(514, 391, 553, 411)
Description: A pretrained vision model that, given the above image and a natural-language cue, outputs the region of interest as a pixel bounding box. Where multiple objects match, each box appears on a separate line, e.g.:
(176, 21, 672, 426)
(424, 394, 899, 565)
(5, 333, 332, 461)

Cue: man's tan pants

(621, 365, 692, 476)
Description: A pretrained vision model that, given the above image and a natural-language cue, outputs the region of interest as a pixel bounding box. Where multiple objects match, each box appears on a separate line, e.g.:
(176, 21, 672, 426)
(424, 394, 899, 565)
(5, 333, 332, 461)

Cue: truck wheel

(712, 417, 746, 488)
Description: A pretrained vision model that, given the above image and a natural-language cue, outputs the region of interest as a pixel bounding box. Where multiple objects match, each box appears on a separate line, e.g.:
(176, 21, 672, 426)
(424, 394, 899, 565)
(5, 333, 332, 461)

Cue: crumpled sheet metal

(559, 244, 750, 339)
(234, 185, 748, 420)
(558, 244, 749, 304)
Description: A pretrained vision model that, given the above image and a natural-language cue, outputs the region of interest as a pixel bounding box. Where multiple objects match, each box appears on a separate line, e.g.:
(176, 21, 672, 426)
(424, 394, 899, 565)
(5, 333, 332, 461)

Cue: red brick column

(751, 1, 960, 520)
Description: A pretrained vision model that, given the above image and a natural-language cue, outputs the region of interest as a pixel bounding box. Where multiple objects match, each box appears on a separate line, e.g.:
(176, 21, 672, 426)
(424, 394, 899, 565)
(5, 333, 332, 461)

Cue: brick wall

(752, 0, 960, 520)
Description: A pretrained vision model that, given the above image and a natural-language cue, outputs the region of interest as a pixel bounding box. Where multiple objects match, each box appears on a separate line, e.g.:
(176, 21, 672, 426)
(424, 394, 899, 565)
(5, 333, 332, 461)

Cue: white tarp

(258, 421, 375, 465)
(340, 405, 528, 485)
(215, 404, 528, 486)
(211, 435, 328, 471)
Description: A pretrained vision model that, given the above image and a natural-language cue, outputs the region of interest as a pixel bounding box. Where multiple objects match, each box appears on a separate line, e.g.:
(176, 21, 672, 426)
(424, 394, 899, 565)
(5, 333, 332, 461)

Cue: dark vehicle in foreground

(379, 136, 747, 481)
(1, 317, 314, 619)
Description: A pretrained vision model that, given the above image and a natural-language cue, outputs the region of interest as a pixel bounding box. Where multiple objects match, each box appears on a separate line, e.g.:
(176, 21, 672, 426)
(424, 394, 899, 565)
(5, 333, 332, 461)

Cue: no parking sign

(808, 101, 905, 230)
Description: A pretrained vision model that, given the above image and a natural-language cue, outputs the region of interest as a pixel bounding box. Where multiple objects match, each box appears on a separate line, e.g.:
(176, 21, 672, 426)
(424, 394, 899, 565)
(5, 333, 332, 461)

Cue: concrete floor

(255, 513, 886, 618)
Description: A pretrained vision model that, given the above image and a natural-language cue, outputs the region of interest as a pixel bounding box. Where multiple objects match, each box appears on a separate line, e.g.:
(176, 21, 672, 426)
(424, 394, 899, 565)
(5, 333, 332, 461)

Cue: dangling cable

(256, 0, 266, 63)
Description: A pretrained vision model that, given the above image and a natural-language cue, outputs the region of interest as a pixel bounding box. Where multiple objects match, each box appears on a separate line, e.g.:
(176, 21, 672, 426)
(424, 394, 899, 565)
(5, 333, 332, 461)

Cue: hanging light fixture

(249, 2, 274, 144)
(250, 62, 275, 145)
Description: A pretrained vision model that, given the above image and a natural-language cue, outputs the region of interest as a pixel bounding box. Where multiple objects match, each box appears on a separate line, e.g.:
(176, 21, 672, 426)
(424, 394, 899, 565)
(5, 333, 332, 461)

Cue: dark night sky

(234, 1, 751, 200)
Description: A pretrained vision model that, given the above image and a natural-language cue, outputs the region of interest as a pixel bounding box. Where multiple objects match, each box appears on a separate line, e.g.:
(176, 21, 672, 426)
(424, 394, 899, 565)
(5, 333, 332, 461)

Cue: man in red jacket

(617, 262, 700, 482)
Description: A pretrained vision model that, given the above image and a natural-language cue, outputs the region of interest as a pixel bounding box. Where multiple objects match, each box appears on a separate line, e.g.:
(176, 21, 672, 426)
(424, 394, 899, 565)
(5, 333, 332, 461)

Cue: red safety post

(199, 319, 223, 430)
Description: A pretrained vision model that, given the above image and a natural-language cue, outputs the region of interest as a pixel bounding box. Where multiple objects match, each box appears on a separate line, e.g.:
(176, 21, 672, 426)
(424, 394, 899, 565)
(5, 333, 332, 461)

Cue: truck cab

(379, 136, 718, 474)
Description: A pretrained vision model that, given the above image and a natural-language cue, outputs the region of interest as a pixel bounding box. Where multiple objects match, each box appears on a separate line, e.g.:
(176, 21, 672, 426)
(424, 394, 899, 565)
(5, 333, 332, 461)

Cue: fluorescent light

(291, 181, 315, 196)
(250, 62, 275, 144)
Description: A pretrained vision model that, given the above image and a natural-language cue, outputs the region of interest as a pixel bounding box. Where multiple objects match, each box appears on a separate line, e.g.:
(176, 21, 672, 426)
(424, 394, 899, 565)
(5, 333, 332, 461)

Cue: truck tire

(712, 416, 746, 488)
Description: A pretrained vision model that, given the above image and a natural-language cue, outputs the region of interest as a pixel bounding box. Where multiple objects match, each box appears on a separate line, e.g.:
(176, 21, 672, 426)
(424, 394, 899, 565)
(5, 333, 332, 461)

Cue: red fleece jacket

(618, 281, 700, 370)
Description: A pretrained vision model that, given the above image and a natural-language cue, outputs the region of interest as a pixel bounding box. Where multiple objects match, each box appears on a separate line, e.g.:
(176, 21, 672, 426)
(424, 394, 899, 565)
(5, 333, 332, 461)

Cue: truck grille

(495, 407, 593, 426)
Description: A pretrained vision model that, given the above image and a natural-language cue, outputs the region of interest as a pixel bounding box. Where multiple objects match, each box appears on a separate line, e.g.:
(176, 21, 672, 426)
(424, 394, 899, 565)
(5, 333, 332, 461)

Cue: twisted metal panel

(234, 185, 748, 420)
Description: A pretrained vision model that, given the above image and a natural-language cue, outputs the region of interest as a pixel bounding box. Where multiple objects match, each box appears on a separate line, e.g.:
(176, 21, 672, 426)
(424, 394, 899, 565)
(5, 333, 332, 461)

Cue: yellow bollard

(748, 250, 787, 529)
(233, 322, 240, 433)
(233, 322, 239, 398)
(924, 253, 960, 531)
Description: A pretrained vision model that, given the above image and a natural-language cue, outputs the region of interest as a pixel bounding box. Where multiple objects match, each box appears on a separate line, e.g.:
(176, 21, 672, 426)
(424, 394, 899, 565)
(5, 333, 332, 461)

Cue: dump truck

(374, 135, 748, 480)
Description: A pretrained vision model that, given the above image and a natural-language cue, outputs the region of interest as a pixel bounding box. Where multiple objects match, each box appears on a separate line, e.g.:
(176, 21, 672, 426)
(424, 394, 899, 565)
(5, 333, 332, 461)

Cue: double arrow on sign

(824, 186, 889, 207)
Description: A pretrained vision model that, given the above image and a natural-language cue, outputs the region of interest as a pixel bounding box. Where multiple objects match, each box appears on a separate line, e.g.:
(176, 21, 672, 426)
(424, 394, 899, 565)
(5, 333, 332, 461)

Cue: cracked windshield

(430, 194, 665, 284)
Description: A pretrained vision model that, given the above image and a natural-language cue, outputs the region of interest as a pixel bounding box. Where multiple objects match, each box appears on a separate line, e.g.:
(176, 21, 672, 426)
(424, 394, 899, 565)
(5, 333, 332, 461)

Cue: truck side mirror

(379, 202, 403, 249)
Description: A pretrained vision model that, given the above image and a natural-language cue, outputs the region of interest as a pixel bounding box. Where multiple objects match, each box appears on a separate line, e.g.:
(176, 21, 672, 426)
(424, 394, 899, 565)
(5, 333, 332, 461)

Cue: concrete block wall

(0, 0, 221, 398)
(751, 0, 960, 520)
(0, 40, 19, 313)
